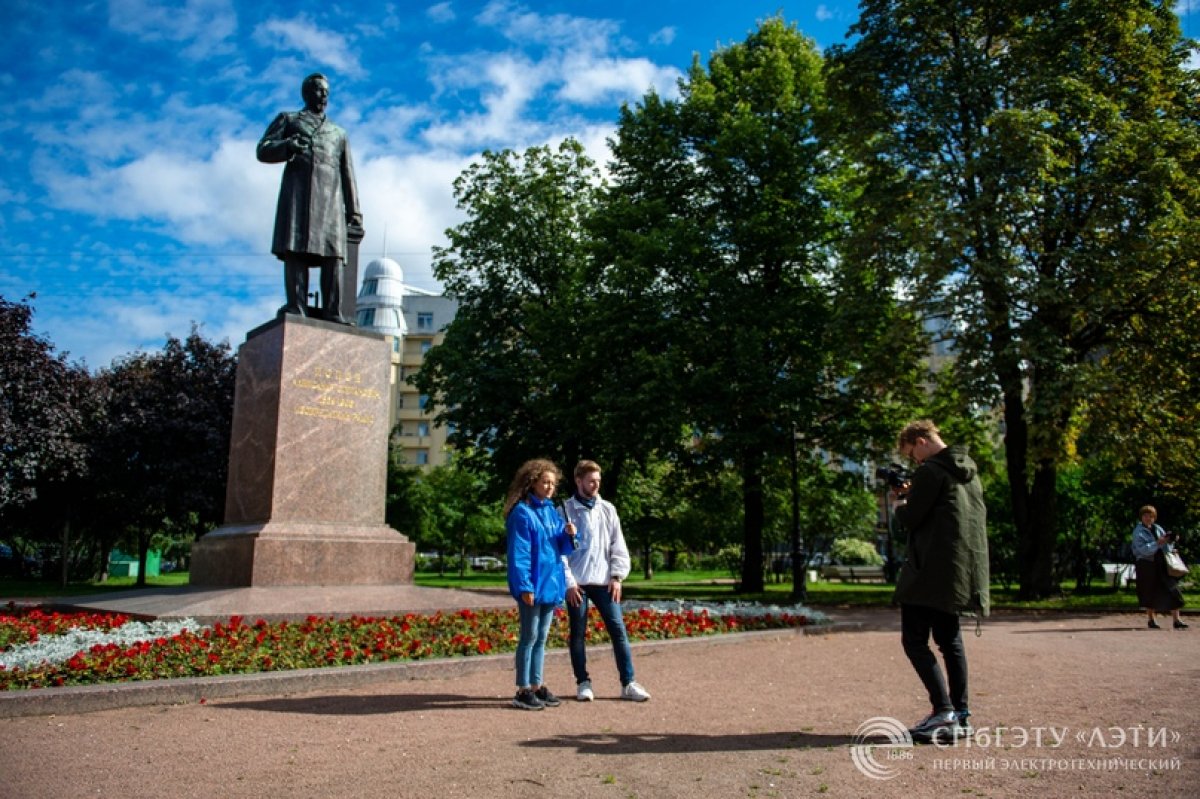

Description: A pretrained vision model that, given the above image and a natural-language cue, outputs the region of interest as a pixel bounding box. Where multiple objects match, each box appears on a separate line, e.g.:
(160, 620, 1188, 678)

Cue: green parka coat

(893, 445, 990, 617)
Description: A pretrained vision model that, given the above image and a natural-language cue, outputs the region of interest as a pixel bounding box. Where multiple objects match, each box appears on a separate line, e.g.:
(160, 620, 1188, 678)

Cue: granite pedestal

(190, 316, 414, 586)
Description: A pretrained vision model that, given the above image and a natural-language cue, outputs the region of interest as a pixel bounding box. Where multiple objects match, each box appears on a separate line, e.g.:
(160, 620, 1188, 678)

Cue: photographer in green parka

(891, 420, 990, 743)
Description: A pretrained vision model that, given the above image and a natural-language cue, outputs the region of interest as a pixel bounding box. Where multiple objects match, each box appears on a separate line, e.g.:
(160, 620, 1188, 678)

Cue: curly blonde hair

(503, 458, 562, 518)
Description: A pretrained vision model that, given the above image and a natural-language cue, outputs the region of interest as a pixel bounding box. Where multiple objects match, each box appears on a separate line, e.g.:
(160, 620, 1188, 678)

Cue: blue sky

(2, 1, 1197, 369)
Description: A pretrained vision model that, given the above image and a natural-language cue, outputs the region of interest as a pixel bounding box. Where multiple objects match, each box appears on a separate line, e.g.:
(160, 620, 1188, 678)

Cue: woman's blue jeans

(567, 584, 635, 686)
(514, 601, 557, 688)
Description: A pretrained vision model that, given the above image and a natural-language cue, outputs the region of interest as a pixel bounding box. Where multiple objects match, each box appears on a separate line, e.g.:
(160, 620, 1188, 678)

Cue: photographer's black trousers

(901, 603, 968, 715)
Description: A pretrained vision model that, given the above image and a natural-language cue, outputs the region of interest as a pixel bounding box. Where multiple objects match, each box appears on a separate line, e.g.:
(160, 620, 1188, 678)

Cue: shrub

(830, 538, 884, 566)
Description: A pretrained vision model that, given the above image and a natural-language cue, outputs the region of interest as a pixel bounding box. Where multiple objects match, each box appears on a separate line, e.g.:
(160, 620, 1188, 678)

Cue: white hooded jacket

(560, 495, 631, 587)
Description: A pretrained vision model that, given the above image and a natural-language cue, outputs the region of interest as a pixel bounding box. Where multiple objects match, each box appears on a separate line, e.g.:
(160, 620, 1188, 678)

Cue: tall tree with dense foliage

(92, 327, 236, 584)
(0, 296, 93, 516)
(0, 295, 97, 580)
(826, 0, 1200, 597)
(415, 140, 674, 497)
(594, 17, 910, 592)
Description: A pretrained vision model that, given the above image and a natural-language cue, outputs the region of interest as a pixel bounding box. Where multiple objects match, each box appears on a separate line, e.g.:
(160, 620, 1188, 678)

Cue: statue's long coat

(257, 109, 360, 261)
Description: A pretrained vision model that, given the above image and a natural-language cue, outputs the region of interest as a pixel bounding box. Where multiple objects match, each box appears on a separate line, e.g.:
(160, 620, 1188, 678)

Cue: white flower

(624, 599, 828, 623)
(0, 619, 208, 671)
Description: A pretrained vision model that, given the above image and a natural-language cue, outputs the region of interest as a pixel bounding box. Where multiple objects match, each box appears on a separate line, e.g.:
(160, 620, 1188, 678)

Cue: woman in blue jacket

(504, 459, 576, 710)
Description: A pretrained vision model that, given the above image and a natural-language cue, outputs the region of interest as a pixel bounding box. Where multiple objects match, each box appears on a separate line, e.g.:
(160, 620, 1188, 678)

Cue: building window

(392, 337, 401, 353)
(417, 422, 430, 437)
(363, 279, 379, 296)
(420, 341, 432, 355)
(416, 450, 429, 465)
(358, 308, 375, 326)
(419, 394, 429, 410)
(417, 312, 434, 331)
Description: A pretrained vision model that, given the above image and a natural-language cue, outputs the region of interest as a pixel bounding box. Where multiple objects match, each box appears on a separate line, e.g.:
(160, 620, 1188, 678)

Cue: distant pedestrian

(1132, 505, 1187, 630)
(891, 420, 989, 743)
(504, 459, 576, 710)
(561, 460, 650, 702)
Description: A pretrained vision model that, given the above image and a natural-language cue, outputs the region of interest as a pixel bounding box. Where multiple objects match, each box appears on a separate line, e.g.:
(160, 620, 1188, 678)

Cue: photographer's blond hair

(897, 419, 940, 450)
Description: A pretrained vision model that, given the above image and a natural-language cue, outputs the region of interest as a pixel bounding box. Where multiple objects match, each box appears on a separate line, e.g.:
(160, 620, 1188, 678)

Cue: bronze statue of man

(258, 73, 362, 324)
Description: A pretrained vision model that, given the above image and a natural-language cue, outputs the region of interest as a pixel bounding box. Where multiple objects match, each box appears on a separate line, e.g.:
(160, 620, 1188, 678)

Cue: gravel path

(2, 609, 1196, 798)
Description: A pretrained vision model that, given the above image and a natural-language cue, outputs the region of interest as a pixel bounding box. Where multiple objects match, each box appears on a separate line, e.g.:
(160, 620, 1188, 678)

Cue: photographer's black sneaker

(909, 710, 956, 743)
(512, 688, 544, 710)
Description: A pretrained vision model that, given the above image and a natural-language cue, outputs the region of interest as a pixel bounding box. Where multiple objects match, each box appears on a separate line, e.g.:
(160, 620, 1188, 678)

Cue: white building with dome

(355, 257, 458, 468)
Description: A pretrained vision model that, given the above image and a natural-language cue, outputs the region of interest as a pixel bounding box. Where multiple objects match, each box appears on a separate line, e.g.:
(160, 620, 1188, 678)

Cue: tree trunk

(136, 531, 149, 588)
(60, 517, 70, 588)
(789, 430, 806, 601)
(739, 450, 765, 594)
(1027, 459, 1059, 596)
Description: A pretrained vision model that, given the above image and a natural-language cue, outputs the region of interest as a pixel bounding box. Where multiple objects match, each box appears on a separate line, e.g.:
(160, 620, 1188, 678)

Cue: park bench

(819, 564, 885, 582)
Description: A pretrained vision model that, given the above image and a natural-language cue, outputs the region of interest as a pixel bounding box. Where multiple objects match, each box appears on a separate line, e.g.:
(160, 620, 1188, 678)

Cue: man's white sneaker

(621, 681, 651, 702)
(576, 680, 594, 702)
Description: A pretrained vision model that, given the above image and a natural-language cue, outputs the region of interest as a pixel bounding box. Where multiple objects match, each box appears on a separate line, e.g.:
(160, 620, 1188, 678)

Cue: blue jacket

(506, 495, 572, 605)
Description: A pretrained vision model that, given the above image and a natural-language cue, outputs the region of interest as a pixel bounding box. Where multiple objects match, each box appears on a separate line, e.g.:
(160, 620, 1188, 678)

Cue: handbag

(1164, 548, 1189, 578)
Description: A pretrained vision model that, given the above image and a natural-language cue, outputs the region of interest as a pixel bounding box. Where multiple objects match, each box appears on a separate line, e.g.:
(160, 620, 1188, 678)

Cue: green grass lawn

(2, 569, 1195, 613)
(0, 573, 191, 599)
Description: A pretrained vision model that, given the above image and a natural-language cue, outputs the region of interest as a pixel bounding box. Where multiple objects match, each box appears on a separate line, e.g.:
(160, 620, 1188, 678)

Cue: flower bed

(0, 601, 819, 691)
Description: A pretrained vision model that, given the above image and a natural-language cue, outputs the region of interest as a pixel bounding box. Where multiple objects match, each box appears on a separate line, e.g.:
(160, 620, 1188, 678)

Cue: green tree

(414, 141, 611, 492)
(595, 17, 904, 592)
(0, 295, 98, 583)
(827, 0, 1200, 597)
(0, 296, 92, 517)
(91, 327, 236, 584)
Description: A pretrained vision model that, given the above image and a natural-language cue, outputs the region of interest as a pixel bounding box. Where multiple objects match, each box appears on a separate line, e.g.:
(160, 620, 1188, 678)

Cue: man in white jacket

(561, 460, 651, 702)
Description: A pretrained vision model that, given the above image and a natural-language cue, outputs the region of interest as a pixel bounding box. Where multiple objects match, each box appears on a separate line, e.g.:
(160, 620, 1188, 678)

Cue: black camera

(876, 463, 912, 492)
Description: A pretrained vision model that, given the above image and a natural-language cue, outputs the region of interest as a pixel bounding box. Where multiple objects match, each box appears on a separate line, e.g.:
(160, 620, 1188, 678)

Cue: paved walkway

(1, 604, 1196, 798)
(36, 582, 515, 623)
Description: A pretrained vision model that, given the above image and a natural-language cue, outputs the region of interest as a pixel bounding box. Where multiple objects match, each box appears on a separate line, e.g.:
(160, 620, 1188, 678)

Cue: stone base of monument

(190, 315, 414, 587)
(190, 523, 414, 586)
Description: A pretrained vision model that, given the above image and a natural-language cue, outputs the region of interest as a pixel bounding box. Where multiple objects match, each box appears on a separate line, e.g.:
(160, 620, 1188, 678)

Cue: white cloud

(43, 284, 278, 370)
(25, 69, 119, 115)
(253, 16, 365, 78)
(559, 55, 681, 104)
(419, 6, 678, 146)
(422, 51, 549, 148)
(355, 151, 473, 291)
(650, 27, 676, 46)
(477, 0, 620, 53)
(816, 5, 835, 23)
(36, 136, 278, 251)
(108, 0, 237, 59)
(427, 2, 456, 24)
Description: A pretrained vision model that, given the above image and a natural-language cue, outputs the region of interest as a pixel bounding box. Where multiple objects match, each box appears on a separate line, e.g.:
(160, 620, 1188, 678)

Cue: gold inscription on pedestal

(292, 365, 382, 426)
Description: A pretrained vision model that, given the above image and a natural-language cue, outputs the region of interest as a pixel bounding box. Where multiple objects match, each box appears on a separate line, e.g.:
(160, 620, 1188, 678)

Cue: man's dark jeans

(567, 584, 634, 686)
(900, 603, 968, 714)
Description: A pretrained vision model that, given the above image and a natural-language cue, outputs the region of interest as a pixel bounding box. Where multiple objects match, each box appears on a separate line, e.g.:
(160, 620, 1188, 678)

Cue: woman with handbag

(1131, 505, 1188, 630)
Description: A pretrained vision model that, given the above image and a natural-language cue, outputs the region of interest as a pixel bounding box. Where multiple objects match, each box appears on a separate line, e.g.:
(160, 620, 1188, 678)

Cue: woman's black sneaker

(1174, 619, 1189, 630)
(534, 686, 561, 707)
(512, 688, 544, 710)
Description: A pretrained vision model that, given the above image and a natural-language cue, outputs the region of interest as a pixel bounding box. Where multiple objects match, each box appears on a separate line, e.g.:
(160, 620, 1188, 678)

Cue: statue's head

(302, 73, 330, 114)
